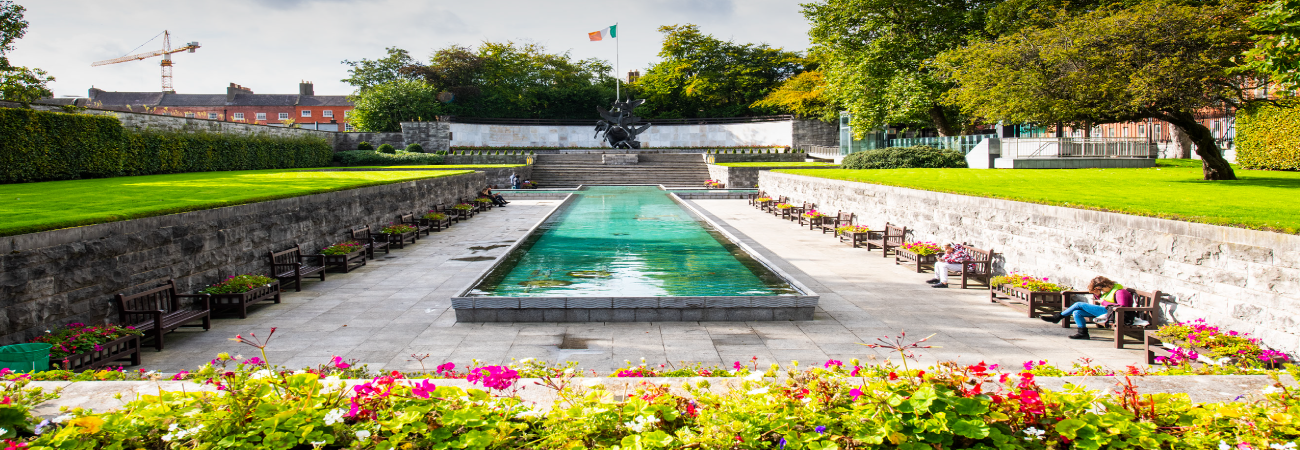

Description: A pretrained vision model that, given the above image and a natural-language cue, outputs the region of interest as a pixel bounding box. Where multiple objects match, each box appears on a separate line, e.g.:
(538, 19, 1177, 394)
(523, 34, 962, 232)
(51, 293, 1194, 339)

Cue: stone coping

(22, 374, 1293, 417)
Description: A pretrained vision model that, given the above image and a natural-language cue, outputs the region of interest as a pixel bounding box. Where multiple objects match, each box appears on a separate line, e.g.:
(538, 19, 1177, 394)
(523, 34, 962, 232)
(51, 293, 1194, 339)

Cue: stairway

(529, 153, 712, 187)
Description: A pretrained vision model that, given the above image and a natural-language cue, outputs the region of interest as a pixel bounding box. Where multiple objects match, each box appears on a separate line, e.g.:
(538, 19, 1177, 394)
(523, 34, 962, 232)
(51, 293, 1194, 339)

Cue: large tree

(803, 0, 995, 137)
(0, 1, 52, 104)
(346, 79, 442, 132)
(938, 0, 1260, 180)
(1240, 0, 1300, 91)
(340, 47, 418, 91)
(630, 24, 805, 118)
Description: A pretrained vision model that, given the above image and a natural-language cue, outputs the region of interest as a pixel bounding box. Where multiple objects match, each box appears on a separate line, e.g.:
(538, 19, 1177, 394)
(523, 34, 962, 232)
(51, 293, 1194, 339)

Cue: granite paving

(141, 198, 1145, 373)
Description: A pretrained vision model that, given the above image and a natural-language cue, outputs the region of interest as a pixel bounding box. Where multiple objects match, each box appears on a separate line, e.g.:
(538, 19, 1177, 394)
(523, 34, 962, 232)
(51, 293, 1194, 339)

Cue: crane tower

(91, 31, 200, 93)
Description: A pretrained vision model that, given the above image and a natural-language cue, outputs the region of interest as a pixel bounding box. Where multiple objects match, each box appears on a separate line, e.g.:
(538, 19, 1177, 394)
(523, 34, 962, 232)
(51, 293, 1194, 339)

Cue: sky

(8, 0, 812, 98)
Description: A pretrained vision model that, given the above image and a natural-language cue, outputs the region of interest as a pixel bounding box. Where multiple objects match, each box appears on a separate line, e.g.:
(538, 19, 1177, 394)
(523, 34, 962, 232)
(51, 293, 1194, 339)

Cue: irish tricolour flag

(588, 25, 617, 41)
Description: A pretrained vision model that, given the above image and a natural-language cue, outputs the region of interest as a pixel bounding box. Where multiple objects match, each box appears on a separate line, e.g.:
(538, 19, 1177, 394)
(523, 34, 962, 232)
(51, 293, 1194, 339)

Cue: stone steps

(530, 154, 710, 187)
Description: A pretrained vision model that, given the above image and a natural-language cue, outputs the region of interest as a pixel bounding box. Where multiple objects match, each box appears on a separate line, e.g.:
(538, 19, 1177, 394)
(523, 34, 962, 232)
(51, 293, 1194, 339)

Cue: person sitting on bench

(481, 187, 508, 207)
(1039, 276, 1133, 340)
(925, 243, 967, 289)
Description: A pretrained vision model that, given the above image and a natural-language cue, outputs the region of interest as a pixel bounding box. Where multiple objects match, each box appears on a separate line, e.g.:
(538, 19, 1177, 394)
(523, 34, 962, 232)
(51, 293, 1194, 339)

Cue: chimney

(226, 83, 253, 102)
(88, 87, 104, 100)
(299, 81, 314, 96)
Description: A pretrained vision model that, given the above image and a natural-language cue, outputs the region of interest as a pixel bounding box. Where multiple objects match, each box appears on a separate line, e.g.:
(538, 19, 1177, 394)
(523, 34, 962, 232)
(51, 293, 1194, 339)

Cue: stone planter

(894, 248, 938, 272)
(323, 249, 367, 273)
(1145, 331, 1287, 369)
(52, 334, 141, 371)
(210, 280, 282, 319)
(989, 284, 1063, 318)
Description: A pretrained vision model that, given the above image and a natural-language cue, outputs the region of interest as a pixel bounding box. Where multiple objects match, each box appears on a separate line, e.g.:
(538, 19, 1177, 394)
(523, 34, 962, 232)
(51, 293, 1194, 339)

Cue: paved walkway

(143, 198, 1145, 373)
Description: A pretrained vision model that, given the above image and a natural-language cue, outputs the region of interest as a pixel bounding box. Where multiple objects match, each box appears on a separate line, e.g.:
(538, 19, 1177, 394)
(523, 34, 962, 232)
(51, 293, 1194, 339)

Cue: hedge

(1237, 98, 1300, 170)
(334, 150, 445, 166)
(0, 108, 333, 183)
(841, 145, 969, 170)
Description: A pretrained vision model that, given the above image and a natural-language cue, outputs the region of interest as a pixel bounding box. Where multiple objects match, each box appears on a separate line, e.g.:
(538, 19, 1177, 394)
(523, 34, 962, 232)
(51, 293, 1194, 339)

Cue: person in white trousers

(926, 243, 968, 288)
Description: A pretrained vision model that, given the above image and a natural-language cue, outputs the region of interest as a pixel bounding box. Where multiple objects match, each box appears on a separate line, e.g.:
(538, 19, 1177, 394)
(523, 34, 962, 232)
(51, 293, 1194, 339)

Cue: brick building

(67, 82, 353, 131)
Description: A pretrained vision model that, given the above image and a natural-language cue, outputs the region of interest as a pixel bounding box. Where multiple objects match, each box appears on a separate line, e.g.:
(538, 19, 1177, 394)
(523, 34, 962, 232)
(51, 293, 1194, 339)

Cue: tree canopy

(340, 47, 419, 91)
(1241, 0, 1300, 91)
(0, 1, 52, 104)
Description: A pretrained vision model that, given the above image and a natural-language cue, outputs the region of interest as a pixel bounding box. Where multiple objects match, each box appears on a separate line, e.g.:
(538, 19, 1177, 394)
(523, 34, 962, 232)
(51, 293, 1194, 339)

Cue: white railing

(999, 138, 1157, 159)
(797, 144, 840, 160)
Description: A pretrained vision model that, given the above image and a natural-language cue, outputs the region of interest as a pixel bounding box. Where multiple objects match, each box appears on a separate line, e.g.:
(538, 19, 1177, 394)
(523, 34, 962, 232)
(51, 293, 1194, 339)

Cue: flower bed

(893, 241, 942, 273)
(988, 273, 1071, 318)
(1150, 319, 1289, 369)
(200, 275, 281, 319)
(28, 324, 143, 371)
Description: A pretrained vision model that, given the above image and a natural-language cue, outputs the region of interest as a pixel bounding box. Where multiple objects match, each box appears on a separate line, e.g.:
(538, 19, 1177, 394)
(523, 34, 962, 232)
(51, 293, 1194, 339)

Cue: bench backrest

(960, 245, 995, 274)
(802, 202, 816, 211)
(269, 245, 304, 266)
(399, 213, 416, 225)
(835, 211, 855, 226)
(116, 280, 181, 321)
(1131, 289, 1161, 309)
(350, 226, 373, 241)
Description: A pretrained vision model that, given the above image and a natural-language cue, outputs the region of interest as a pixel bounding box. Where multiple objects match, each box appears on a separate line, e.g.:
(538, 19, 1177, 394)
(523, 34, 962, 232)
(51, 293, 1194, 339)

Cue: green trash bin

(0, 343, 52, 373)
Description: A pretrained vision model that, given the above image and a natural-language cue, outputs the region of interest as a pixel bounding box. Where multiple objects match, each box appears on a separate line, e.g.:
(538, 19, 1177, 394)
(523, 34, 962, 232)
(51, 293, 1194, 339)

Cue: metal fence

(796, 144, 840, 160)
(888, 135, 995, 154)
(999, 138, 1158, 159)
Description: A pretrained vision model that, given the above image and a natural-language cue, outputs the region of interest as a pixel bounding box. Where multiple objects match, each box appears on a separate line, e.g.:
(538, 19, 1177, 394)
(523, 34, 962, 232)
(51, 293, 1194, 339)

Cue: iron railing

(797, 144, 840, 160)
(999, 138, 1158, 159)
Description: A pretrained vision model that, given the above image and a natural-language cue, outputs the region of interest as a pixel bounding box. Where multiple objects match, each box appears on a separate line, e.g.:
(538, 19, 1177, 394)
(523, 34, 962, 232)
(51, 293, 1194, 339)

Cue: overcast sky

(8, 0, 812, 98)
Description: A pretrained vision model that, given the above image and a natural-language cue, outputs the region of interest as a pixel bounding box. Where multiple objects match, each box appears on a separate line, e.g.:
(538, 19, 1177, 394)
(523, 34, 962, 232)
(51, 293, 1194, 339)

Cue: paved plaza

(141, 198, 1146, 373)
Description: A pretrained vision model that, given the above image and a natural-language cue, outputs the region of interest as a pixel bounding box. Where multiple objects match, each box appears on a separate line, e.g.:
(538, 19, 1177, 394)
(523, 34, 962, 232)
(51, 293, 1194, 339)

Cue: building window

(256, 113, 266, 121)
(1154, 124, 1162, 136)
(279, 112, 289, 120)
(1138, 125, 1145, 136)
(208, 112, 218, 120)
(322, 110, 334, 118)
(344, 123, 353, 131)
(301, 110, 312, 117)
(184, 112, 195, 118)
(232, 113, 245, 120)
(1121, 127, 1128, 137)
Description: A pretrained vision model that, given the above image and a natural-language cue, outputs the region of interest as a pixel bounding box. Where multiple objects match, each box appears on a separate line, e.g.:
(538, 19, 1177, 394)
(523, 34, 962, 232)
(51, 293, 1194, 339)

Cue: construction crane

(91, 30, 200, 93)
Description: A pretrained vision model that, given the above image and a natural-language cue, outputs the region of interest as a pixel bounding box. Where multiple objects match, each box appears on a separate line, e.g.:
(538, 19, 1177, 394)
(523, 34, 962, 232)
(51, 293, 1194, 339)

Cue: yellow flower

(67, 416, 105, 434)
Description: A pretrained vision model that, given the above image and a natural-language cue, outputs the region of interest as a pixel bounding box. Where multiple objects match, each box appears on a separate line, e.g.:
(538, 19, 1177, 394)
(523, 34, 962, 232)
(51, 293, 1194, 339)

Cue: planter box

(453, 208, 475, 220)
(800, 215, 829, 230)
(838, 231, 872, 248)
(51, 334, 141, 371)
(381, 230, 419, 249)
(774, 207, 795, 220)
(1145, 332, 1287, 369)
(422, 216, 453, 232)
(323, 249, 367, 273)
(211, 280, 282, 319)
(894, 248, 938, 272)
(989, 284, 1063, 318)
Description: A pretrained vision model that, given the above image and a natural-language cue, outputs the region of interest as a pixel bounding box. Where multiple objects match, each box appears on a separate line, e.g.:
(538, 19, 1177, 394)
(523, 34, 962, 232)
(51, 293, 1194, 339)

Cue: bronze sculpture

(595, 98, 652, 149)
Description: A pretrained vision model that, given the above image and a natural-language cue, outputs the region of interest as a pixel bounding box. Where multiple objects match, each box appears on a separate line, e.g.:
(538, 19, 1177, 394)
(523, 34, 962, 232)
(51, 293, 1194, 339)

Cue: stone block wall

(400, 122, 451, 152)
(441, 154, 531, 165)
(334, 132, 404, 151)
(759, 171, 1300, 354)
(706, 153, 806, 164)
(0, 172, 485, 345)
(792, 118, 838, 147)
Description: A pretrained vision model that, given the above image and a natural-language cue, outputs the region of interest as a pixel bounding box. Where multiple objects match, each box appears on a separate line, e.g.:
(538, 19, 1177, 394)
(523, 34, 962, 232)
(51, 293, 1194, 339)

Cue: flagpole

(615, 22, 620, 101)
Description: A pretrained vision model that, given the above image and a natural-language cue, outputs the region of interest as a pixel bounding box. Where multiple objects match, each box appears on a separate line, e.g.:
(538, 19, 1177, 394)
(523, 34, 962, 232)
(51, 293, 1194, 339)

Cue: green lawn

(301, 164, 529, 170)
(717, 162, 840, 168)
(0, 170, 474, 237)
(776, 159, 1300, 234)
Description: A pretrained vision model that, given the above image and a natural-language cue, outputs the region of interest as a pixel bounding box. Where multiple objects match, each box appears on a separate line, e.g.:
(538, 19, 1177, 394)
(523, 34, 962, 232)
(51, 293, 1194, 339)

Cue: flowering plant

(198, 274, 276, 295)
(704, 180, 724, 188)
(452, 203, 474, 211)
(774, 202, 794, 209)
(1154, 319, 1289, 368)
(835, 225, 871, 234)
(28, 323, 142, 360)
(475, 197, 493, 203)
(422, 211, 447, 221)
(380, 223, 417, 234)
(802, 209, 830, 219)
(901, 241, 943, 256)
(320, 241, 363, 256)
(522, 181, 537, 188)
(989, 273, 1069, 292)
(754, 197, 772, 202)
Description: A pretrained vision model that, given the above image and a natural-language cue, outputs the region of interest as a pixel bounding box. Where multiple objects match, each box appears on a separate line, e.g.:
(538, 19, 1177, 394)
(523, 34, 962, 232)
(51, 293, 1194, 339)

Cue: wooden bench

(789, 202, 814, 222)
(768, 196, 790, 215)
(940, 245, 995, 289)
(399, 213, 431, 239)
(1061, 288, 1162, 349)
(115, 279, 211, 351)
(865, 223, 906, 256)
(820, 211, 853, 234)
(350, 225, 390, 260)
(269, 244, 327, 292)
(433, 204, 460, 224)
(749, 191, 767, 207)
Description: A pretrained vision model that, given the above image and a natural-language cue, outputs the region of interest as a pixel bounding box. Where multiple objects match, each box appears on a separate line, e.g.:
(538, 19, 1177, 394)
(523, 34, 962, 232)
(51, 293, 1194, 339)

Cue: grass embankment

(716, 162, 840, 168)
(776, 159, 1300, 233)
(0, 170, 473, 237)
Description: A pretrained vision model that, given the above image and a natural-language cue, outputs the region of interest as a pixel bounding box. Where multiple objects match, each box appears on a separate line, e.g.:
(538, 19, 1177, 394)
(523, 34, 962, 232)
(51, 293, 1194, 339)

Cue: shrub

(377, 143, 397, 154)
(333, 150, 444, 166)
(357, 141, 374, 150)
(405, 143, 424, 153)
(841, 145, 968, 169)
(1237, 98, 1300, 170)
(0, 108, 332, 183)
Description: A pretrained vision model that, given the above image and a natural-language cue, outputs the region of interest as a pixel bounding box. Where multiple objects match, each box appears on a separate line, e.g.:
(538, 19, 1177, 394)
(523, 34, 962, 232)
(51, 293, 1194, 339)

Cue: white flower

(563, 368, 575, 375)
(623, 415, 660, 433)
(323, 408, 346, 426)
(293, 369, 307, 375)
(355, 429, 372, 440)
(515, 410, 540, 419)
(1270, 442, 1298, 450)
(520, 358, 534, 364)
(1221, 441, 1232, 450)
(52, 414, 72, 424)
(1023, 427, 1045, 441)
(747, 387, 770, 395)
(0, 428, 7, 437)
(249, 369, 273, 380)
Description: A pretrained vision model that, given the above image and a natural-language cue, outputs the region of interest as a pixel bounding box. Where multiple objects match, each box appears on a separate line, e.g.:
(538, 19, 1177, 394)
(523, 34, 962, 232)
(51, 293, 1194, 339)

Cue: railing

(999, 138, 1157, 159)
(445, 115, 796, 126)
(797, 144, 840, 160)
(888, 135, 995, 154)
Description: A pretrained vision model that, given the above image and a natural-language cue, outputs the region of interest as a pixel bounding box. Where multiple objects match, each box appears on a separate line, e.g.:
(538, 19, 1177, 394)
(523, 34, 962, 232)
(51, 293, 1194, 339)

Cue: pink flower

(733, 361, 744, 371)
(824, 360, 843, 368)
(411, 380, 437, 399)
(245, 357, 265, 366)
(331, 356, 351, 369)
(435, 362, 455, 375)
(849, 388, 863, 401)
(467, 366, 519, 390)
(171, 371, 190, 380)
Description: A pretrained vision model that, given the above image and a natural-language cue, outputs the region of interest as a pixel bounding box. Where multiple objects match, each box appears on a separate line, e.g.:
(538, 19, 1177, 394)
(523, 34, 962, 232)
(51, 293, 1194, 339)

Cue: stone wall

(706, 153, 805, 164)
(334, 132, 404, 151)
(792, 118, 838, 147)
(707, 165, 836, 188)
(400, 122, 451, 152)
(0, 172, 485, 345)
(448, 121, 795, 148)
(441, 154, 531, 165)
(759, 171, 1300, 354)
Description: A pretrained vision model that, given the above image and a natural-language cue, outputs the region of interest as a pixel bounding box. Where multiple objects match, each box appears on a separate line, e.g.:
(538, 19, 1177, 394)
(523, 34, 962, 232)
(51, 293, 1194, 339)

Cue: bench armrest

(1059, 291, 1090, 307)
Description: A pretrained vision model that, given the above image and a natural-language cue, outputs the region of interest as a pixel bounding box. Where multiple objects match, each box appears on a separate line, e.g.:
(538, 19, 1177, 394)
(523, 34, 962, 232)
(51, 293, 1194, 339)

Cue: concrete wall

(0, 172, 485, 345)
(441, 154, 531, 165)
(759, 171, 1300, 354)
(706, 153, 805, 164)
(448, 121, 795, 148)
(707, 164, 835, 188)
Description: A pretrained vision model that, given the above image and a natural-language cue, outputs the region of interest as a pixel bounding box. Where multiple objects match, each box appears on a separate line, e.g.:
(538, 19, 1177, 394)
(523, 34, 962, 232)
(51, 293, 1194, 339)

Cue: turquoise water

(468, 186, 796, 297)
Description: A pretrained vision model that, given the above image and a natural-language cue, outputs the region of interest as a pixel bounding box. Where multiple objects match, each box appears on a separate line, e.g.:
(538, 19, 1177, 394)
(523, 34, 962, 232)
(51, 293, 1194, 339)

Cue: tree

(346, 79, 442, 132)
(0, 1, 52, 104)
(750, 69, 839, 121)
(630, 24, 805, 118)
(937, 0, 1258, 180)
(340, 47, 418, 91)
(803, 0, 994, 137)
(1241, 0, 1300, 91)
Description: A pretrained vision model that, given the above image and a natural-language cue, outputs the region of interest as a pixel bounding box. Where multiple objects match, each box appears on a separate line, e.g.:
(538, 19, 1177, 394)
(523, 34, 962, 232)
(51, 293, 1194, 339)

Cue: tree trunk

(1170, 124, 1193, 159)
(927, 104, 957, 137)
(1163, 112, 1236, 180)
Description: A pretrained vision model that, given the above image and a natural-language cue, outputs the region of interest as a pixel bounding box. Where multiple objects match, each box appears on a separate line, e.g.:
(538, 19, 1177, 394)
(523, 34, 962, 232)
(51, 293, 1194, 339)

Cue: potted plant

(452, 203, 475, 220)
(201, 274, 281, 319)
(30, 323, 143, 371)
(835, 225, 873, 248)
(474, 197, 495, 211)
(893, 241, 941, 271)
(773, 202, 795, 219)
(379, 223, 419, 248)
(988, 273, 1070, 318)
(1149, 319, 1289, 369)
(321, 241, 367, 273)
(800, 209, 831, 230)
(423, 210, 452, 231)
